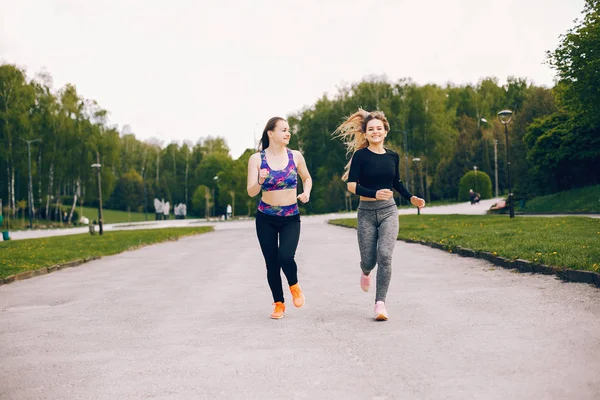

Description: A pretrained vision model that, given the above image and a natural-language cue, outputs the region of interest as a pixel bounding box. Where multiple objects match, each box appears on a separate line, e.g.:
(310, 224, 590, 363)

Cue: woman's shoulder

(289, 148, 305, 158)
(384, 148, 399, 158)
(353, 147, 369, 157)
(249, 152, 262, 163)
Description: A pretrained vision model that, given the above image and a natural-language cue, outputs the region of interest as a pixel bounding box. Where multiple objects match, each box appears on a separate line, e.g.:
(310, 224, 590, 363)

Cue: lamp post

(412, 157, 422, 215)
(498, 109, 514, 218)
(473, 165, 478, 194)
(91, 153, 104, 235)
(213, 175, 219, 218)
(21, 138, 41, 229)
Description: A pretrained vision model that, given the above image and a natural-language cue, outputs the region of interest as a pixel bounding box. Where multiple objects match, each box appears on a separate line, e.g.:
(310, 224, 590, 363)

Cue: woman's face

(365, 118, 387, 145)
(269, 120, 291, 145)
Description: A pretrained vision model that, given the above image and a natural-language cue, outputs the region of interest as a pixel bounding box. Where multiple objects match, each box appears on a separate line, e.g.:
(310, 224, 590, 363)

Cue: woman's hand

(258, 168, 269, 184)
(297, 193, 310, 203)
(410, 196, 426, 208)
(376, 189, 393, 200)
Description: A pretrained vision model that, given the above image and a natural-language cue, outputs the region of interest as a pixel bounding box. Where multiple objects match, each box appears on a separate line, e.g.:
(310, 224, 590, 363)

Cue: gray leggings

(357, 198, 399, 302)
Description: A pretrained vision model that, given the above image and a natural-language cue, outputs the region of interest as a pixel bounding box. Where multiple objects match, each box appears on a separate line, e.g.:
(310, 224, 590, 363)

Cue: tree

(526, 0, 600, 192)
(547, 0, 600, 126)
(110, 169, 144, 212)
(0, 64, 34, 217)
(191, 185, 210, 218)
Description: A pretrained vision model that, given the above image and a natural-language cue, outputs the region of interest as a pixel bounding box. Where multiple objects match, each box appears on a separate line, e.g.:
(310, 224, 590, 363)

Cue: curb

(400, 238, 600, 289)
(0, 256, 101, 286)
(328, 222, 600, 289)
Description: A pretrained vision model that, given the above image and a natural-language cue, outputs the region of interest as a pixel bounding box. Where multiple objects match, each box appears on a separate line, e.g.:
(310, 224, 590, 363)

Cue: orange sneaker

(289, 283, 305, 308)
(271, 302, 285, 319)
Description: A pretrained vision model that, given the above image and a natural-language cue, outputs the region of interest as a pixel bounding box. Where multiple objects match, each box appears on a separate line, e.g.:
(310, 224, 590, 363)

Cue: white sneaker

(374, 301, 388, 321)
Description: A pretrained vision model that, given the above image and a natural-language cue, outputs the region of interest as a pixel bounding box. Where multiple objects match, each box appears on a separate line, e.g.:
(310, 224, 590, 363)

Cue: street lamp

(498, 109, 514, 218)
(91, 154, 104, 234)
(473, 165, 478, 194)
(412, 157, 422, 215)
(21, 138, 41, 229)
(213, 175, 219, 218)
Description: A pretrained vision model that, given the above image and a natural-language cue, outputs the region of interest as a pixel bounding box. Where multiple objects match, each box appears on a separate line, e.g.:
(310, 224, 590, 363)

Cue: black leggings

(255, 211, 301, 303)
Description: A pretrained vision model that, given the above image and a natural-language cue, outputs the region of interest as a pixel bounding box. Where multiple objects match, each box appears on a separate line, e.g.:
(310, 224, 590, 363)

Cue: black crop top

(347, 147, 413, 200)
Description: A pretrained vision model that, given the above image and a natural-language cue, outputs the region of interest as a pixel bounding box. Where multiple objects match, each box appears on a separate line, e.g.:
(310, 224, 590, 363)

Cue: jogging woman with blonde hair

(334, 109, 425, 321)
(247, 117, 312, 319)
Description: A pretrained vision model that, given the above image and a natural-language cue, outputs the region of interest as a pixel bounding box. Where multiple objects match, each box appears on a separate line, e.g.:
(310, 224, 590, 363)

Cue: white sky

(1, 0, 585, 158)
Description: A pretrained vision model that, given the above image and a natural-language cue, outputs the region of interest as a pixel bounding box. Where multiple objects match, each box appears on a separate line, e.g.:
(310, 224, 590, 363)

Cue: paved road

(1, 212, 599, 399)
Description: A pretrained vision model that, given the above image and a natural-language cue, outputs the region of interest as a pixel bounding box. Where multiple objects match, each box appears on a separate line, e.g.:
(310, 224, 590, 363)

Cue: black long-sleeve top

(347, 148, 413, 200)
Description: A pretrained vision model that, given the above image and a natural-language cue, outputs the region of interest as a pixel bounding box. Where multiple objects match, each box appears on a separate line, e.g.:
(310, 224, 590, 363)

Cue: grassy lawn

(329, 215, 600, 272)
(79, 206, 151, 224)
(0, 226, 213, 279)
(521, 185, 600, 214)
(397, 198, 466, 209)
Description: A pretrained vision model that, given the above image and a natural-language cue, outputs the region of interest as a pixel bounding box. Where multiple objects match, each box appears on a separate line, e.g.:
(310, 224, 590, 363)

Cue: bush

(458, 170, 492, 201)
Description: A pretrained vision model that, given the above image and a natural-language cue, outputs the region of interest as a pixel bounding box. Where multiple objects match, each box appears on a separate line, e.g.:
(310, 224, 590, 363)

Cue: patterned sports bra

(260, 149, 298, 192)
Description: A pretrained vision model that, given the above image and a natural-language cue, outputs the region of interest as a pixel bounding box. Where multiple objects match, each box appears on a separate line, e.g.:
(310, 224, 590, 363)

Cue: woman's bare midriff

(261, 188, 298, 206)
(359, 197, 377, 202)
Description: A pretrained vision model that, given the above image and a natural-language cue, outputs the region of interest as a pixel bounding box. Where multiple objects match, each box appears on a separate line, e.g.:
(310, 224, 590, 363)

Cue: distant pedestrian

(469, 189, 480, 205)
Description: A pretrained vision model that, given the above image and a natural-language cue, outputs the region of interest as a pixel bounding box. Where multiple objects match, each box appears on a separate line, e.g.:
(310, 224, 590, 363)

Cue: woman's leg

(374, 205, 400, 302)
(357, 208, 378, 275)
(255, 212, 284, 303)
(277, 215, 301, 286)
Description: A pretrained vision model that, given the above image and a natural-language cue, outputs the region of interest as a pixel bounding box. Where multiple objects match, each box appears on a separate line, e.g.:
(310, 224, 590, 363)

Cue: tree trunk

(10, 168, 15, 217)
(3, 86, 14, 217)
(37, 149, 42, 218)
(54, 180, 61, 223)
(68, 177, 80, 224)
(185, 150, 189, 206)
(46, 163, 54, 219)
(6, 166, 10, 216)
(231, 192, 235, 218)
(425, 161, 430, 203)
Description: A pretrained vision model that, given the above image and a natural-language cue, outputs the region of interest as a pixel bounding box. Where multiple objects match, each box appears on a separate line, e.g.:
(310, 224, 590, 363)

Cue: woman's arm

(347, 152, 379, 198)
(247, 153, 262, 197)
(392, 154, 425, 207)
(347, 182, 357, 195)
(294, 151, 312, 203)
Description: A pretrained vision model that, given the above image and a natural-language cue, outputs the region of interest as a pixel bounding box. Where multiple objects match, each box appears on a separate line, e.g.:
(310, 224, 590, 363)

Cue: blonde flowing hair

(332, 108, 391, 181)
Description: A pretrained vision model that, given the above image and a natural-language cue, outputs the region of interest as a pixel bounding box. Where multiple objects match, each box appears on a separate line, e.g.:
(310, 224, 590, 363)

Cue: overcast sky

(1, 0, 585, 158)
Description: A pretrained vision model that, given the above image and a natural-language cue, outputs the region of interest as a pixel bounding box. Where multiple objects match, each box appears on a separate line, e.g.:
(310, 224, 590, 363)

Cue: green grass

(0, 226, 213, 279)
(397, 198, 465, 209)
(329, 215, 600, 272)
(79, 206, 150, 224)
(521, 185, 600, 214)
